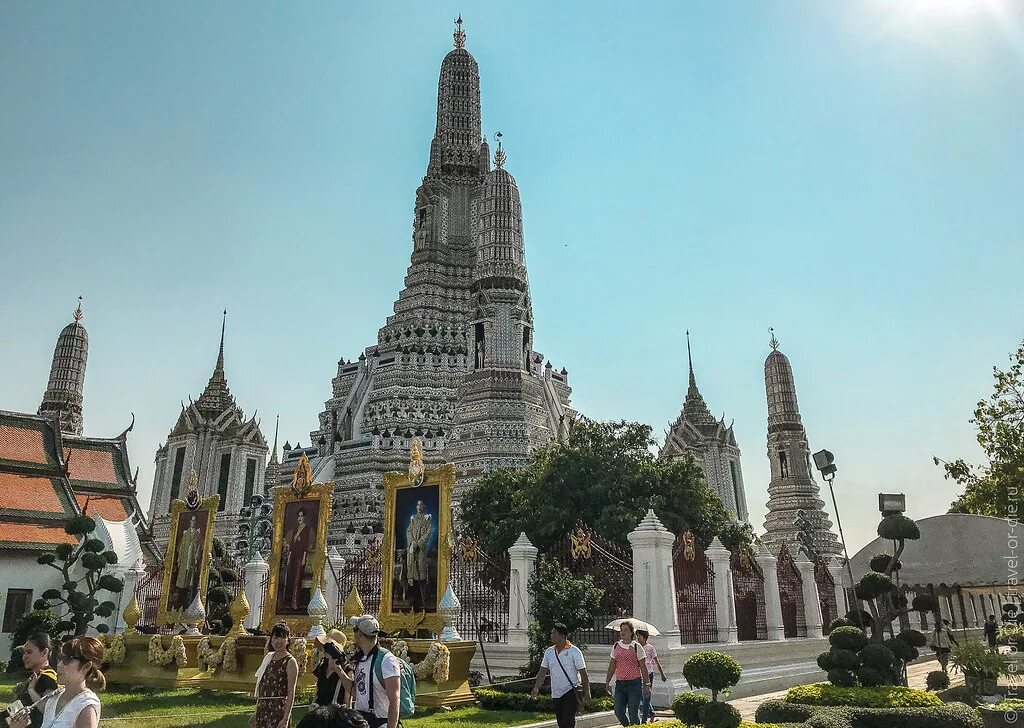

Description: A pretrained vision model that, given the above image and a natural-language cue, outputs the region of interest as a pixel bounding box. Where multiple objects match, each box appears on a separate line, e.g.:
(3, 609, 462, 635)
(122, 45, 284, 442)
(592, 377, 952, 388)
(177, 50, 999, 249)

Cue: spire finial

(453, 15, 466, 49)
(686, 329, 696, 389)
(271, 414, 280, 464)
(217, 309, 227, 371)
(73, 296, 84, 322)
(769, 327, 779, 351)
(493, 131, 506, 168)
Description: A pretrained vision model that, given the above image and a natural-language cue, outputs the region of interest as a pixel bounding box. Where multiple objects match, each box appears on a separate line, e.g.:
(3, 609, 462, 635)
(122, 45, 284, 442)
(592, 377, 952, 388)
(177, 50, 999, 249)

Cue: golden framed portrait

(262, 480, 333, 633)
(380, 462, 454, 635)
(158, 494, 218, 627)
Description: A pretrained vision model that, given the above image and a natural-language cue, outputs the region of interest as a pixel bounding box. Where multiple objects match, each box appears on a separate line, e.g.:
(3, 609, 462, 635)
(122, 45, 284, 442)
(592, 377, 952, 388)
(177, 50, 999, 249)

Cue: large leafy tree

(35, 514, 123, 638)
(937, 337, 1024, 517)
(459, 418, 749, 555)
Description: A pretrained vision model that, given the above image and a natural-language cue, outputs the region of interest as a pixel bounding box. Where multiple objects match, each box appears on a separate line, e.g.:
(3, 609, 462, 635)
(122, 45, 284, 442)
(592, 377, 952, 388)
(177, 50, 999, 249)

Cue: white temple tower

(761, 331, 841, 557)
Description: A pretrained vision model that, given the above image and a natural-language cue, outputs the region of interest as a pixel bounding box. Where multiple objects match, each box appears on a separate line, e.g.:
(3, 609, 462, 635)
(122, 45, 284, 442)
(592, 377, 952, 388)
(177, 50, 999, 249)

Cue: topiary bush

(697, 700, 742, 728)
(859, 643, 896, 670)
(755, 698, 817, 724)
(829, 626, 869, 651)
(670, 691, 709, 723)
(926, 670, 950, 691)
(885, 637, 917, 662)
(804, 710, 854, 728)
(682, 650, 742, 702)
(786, 683, 943, 708)
(827, 669, 856, 687)
(856, 666, 887, 687)
(898, 629, 927, 648)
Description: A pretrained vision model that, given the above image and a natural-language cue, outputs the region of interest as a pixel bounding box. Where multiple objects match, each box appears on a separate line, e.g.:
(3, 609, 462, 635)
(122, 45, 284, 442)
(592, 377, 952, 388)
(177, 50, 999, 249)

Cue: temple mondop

(277, 21, 574, 552)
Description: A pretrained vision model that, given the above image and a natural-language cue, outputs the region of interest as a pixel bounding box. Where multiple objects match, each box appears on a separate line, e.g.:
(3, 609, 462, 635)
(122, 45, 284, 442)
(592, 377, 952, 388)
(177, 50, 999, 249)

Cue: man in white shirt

(350, 615, 401, 728)
(531, 623, 591, 728)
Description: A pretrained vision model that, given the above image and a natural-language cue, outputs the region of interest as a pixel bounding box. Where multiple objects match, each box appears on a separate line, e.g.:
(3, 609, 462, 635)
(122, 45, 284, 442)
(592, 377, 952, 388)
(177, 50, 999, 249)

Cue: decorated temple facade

(280, 21, 574, 551)
(660, 334, 749, 522)
(148, 315, 268, 548)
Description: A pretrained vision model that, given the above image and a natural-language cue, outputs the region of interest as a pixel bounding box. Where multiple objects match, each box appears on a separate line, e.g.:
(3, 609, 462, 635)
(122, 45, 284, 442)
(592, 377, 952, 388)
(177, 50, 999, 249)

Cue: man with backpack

(349, 615, 414, 728)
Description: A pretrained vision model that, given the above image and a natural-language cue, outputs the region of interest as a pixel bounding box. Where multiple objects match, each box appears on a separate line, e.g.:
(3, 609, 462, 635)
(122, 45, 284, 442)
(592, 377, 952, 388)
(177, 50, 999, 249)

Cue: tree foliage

(35, 515, 122, 638)
(937, 337, 1024, 518)
(520, 557, 604, 677)
(460, 418, 750, 554)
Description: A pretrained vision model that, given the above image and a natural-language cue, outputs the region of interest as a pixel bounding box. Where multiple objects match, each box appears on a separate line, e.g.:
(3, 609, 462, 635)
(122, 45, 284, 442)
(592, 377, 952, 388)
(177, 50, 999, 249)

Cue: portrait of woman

(277, 501, 319, 613)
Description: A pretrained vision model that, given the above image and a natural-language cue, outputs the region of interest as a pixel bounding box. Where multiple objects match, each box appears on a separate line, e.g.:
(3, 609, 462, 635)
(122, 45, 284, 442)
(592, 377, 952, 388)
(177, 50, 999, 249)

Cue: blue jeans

(614, 678, 642, 725)
(639, 672, 655, 722)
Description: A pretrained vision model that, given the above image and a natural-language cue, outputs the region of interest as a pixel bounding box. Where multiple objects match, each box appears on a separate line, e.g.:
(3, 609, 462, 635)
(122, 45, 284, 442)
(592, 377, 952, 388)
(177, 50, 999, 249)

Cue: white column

(756, 544, 786, 640)
(827, 558, 847, 623)
(508, 533, 538, 649)
(627, 510, 681, 646)
(244, 553, 270, 630)
(794, 551, 824, 638)
(706, 537, 738, 644)
(115, 557, 147, 633)
(324, 546, 345, 623)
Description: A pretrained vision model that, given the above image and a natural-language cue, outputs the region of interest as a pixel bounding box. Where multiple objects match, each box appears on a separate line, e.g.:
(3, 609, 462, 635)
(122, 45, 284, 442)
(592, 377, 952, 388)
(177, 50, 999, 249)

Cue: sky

(1, 1, 1022, 554)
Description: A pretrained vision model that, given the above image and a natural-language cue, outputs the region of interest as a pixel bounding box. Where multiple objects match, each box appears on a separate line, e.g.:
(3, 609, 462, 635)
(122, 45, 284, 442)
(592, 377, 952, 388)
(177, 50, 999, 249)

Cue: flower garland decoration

(288, 637, 308, 676)
(107, 634, 127, 665)
(389, 639, 410, 661)
(147, 634, 188, 667)
(197, 636, 238, 672)
(413, 641, 450, 683)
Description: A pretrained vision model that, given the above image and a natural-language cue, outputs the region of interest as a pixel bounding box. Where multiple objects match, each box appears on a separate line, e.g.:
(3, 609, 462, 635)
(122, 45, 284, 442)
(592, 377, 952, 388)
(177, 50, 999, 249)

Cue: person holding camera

(312, 630, 354, 708)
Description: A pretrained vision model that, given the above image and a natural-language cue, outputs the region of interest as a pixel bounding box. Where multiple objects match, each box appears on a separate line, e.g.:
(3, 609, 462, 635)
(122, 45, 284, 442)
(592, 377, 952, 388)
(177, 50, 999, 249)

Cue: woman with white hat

(312, 629, 353, 708)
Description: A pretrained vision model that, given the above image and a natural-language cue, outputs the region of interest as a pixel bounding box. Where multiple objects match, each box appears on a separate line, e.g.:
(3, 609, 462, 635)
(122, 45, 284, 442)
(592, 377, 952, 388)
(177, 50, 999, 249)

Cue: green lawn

(0, 675, 544, 727)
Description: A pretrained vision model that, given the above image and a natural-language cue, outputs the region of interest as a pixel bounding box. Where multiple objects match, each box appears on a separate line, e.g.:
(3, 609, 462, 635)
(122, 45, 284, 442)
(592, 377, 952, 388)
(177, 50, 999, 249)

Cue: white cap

(349, 614, 382, 636)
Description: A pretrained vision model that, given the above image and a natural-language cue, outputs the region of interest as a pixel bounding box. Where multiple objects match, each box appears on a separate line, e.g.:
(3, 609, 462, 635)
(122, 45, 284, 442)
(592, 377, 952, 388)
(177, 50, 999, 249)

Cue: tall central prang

(282, 20, 575, 553)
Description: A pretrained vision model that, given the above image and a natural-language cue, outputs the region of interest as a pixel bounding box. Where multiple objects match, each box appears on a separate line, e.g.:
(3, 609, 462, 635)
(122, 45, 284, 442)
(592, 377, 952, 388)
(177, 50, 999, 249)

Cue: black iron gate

(674, 531, 719, 644)
(777, 545, 807, 638)
(731, 547, 767, 641)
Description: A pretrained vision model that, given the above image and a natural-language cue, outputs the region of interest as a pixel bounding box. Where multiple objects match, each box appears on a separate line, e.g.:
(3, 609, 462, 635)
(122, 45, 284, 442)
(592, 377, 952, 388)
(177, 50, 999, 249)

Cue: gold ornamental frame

(261, 480, 333, 634)
(158, 494, 219, 627)
(379, 461, 455, 636)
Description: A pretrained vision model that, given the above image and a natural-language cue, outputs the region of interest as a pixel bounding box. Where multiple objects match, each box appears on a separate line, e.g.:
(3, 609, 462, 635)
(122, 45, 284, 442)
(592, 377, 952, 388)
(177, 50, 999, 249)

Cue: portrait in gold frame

(262, 462, 333, 634)
(379, 457, 454, 636)
(158, 493, 218, 627)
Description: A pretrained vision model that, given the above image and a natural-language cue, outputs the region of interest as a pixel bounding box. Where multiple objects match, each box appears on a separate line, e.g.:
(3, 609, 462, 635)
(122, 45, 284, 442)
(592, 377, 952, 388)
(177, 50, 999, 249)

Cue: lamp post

(812, 449, 865, 631)
(236, 494, 273, 565)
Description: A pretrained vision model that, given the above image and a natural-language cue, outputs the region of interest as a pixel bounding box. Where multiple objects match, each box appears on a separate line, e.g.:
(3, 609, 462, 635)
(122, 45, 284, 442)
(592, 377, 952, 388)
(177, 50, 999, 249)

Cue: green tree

(520, 557, 604, 677)
(35, 514, 123, 638)
(937, 337, 1024, 518)
(460, 418, 749, 555)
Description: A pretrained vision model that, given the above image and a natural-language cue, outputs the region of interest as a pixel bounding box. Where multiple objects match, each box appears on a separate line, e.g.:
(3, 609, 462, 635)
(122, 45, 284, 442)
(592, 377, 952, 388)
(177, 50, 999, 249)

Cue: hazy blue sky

(2, 1, 1021, 553)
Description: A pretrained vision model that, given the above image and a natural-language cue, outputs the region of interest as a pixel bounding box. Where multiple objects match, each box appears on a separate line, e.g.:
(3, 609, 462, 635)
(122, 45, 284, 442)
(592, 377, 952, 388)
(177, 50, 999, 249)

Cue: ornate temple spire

(680, 331, 715, 427)
(493, 132, 506, 169)
(270, 414, 280, 465)
(686, 329, 696, 390)
(195, 310, 236, 416)
(39, 296, 89, 435)
(453, 15, 466, 49)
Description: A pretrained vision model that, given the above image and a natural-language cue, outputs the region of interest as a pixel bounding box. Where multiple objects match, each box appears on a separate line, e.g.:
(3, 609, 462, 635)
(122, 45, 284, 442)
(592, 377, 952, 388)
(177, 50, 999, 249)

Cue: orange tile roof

(76, 495, 127, 521)
(0, 472, 66, 514)
(0, 424, 49, 464)
(0, 521, 76, 546)
(67, 447, 119, 485)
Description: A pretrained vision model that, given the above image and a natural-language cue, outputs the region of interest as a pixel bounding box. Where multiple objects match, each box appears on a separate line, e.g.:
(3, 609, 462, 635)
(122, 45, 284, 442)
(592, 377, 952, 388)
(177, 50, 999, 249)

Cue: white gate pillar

(114, 557, 147, 633)
(756, 544, 786, 640)
(827, 557, 848, 625)
(324, 546, 345, 624)
(706, 538, 738, 644)
(508, 533, 538, 649)
(243, 553, 270, 630)
(627, 510, 681, 646)
(794, 550, 824, 638)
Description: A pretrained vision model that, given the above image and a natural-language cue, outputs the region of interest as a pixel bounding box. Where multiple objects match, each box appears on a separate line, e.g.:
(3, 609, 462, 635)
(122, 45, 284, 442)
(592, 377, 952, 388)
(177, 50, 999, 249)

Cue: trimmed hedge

(641, 721, 804, 728)
(699, 700, 742, 728)
(672, 691, 710, 723)
(786, 683, 942, 708)
(755, 698, 981, 728)
(473, 687, 612, 712)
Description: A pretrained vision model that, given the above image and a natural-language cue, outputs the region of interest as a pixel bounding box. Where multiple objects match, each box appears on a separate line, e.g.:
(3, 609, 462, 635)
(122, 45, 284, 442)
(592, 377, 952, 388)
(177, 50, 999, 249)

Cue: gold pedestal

(407, 639, 477, 709)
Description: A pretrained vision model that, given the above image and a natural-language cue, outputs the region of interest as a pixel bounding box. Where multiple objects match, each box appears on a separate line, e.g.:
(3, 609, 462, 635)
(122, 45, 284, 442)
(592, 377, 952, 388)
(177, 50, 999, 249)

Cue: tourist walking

(296, 704, 369, 728)
(604, 620, 650, 726)
(350, 615, 401, 728)
(11, 636, 105, 728)
(929, 618, 958, 674)
(312, 630, 353, 708)
(985, 614, 999, 650)
(635, 629, 666, 724)
(250, 622, 299, 728)
(4, 634, 58, 728)
(531, 623, 591, 728)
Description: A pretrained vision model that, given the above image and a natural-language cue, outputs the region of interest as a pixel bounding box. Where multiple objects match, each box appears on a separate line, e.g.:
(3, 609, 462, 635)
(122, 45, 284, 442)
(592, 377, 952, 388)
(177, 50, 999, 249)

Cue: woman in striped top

(604, 621, 650, 725)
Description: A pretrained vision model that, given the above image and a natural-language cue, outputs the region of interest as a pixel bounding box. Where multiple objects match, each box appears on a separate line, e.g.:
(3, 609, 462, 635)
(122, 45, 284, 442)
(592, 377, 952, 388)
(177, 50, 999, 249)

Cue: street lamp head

(812, 449, 837, 480)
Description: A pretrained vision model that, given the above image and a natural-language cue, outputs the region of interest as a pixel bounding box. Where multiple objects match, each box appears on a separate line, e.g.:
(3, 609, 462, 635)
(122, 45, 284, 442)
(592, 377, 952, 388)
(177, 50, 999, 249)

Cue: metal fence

(331, 538, 384, 624)
(450, 536, 510, 643)
(544, 522, 633, 646)
(674, 532, 718, 645)
(815, 559, 838, 630)
(776, 545, 807, 638)
(730, 547, 767, 641)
